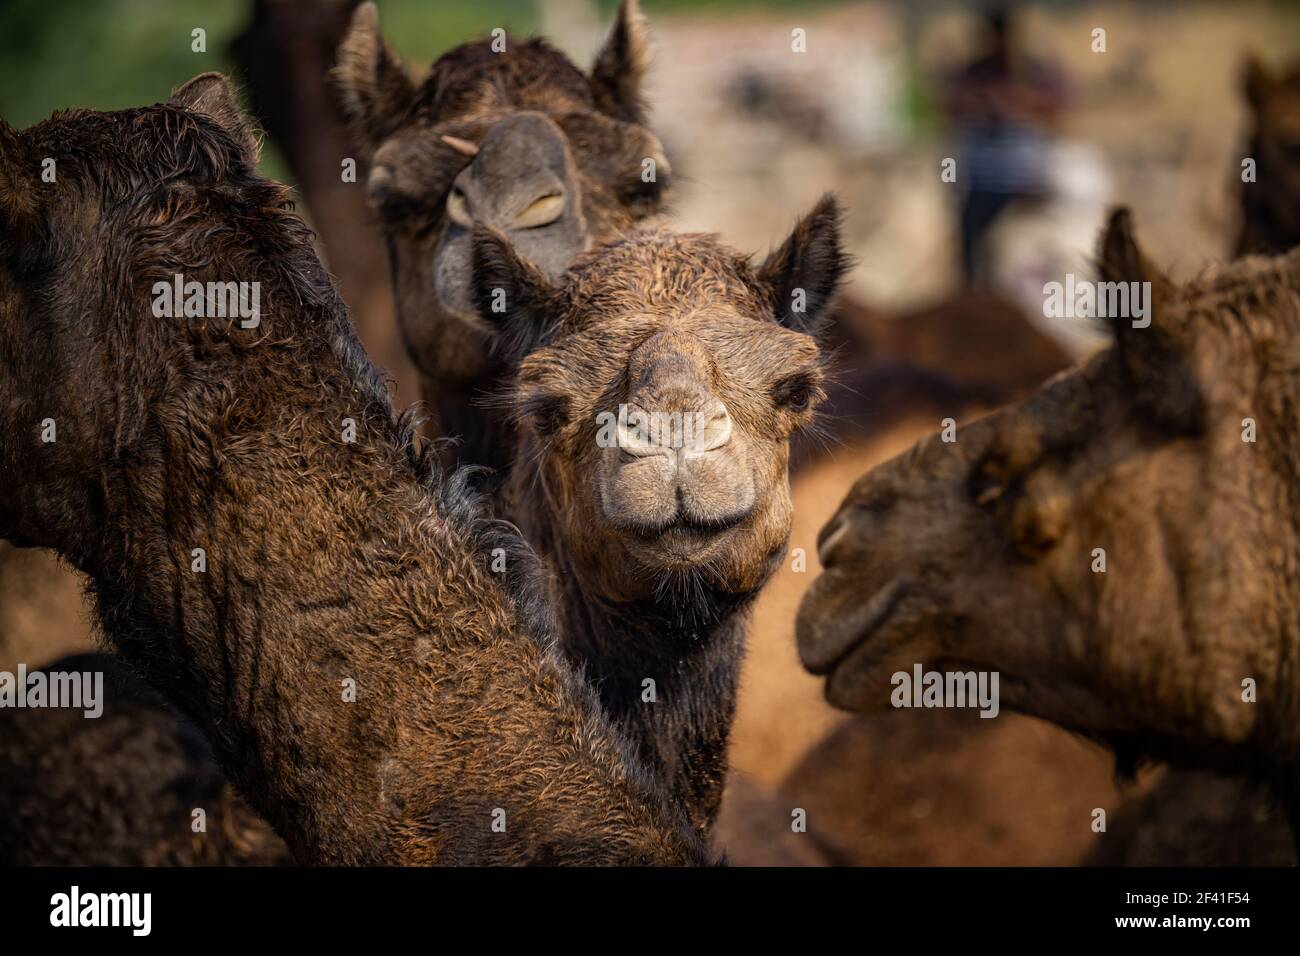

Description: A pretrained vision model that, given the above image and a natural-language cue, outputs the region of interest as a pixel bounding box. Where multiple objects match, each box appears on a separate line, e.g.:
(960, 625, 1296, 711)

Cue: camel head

(334, 0, 669, 391)
(0, 74, 353, 565)
(473, 197, 849, 603)
(797, 209, 1300, 763)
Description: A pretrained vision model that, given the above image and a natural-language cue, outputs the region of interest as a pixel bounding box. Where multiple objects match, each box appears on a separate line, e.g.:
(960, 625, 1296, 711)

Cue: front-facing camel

(797, 209, 1300, 847)
(0, 74, 707, 865)
(474, 200, 848, 834)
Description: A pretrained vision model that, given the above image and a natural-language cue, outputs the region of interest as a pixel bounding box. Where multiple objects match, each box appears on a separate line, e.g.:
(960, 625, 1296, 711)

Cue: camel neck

(82, 388, 703, 864)
(512, 466, 761, 838)
(559, 573, 754, 838)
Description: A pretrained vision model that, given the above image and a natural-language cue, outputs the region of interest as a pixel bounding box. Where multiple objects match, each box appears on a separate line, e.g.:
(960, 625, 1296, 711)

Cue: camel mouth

(797, 575, 910, 676)
(621, 512, 748, 568)
(620, 505, 751, 541)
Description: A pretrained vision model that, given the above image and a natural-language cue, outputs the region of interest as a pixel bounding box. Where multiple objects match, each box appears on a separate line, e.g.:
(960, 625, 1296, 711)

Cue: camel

(797, 208, 1300, 853)
(472, 198, 848, 836)
(1236, 54, 1300, 256)
(328, 0, 1107, 857)
(333, 0, 669, 471)
(334, 0, 777, 838)
(0, 74, 709, 865)
(0, 654, 290, 865)
(333, 0, 847, 838)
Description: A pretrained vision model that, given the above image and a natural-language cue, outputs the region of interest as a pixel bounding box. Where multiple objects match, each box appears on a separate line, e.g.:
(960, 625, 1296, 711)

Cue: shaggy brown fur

(473, 200, 849, 837)
(1236, 54, 1300, 256)
(798, 208, 1300, 852)
(334, 1, 668, 471)
(0, 75, 708, 865)
(0, 654, 291, 865)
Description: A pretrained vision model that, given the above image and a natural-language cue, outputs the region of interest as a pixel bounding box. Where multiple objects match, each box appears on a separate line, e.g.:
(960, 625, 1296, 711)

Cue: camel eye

(969, 453, 1005, 510)
(972, 479, 1004, 508)
(520, 392, 568, 437)
(772, 373, 818, 412)
(446, 188, 472, 228)
(510, 193, 565, 230)
(621, 172, 666, 210)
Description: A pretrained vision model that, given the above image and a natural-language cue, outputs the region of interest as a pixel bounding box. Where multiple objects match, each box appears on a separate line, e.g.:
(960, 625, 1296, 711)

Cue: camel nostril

(615, 401, 733, 458)
(689, 401, 732, 455)
(615, 405, 667, 457)
(816, 514, 851, 566)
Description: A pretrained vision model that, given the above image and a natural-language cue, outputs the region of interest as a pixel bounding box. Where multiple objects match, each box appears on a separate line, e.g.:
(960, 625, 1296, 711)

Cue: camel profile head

(0, 74, 352, 563)
(798, 209, 1298, 758)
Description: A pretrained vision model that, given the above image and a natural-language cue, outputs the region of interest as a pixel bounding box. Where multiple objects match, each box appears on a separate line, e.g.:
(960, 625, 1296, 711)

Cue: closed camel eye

(510, 193, 565, 230)
(446, 188, 472, 228)
(974, 482, 1003, 507)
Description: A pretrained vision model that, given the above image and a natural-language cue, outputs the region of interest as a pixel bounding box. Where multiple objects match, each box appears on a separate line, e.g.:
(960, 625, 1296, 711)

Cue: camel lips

(890, 664, 1000, 718)
(0, 663, 103, 718)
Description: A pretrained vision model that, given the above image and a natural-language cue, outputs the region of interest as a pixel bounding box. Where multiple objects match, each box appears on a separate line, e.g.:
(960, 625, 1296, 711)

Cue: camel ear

(334, 2, 418, 159)
(471, 225, 568, 366)
(1243, 52, 1274, 113)
(757, 194, 851, 335)
(169, 73, 261, 165)
(591, 0, 650, 125)
(1097, 206, 1175, 321)
(1097, 208, 1201, 431)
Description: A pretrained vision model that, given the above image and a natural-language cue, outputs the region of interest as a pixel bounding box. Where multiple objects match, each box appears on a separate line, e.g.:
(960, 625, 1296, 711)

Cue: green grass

(0, 0, 842, 128)
(0, 0, 840, 181)
(0, 0, 542, 183)
(0, 0, 249, 128)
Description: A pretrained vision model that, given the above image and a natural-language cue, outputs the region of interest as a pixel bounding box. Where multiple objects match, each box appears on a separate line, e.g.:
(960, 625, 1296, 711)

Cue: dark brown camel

(473, 198, 848, 837)
(334, 0, 670, 472)
(798, 209, 1300, 854)
(333, 0, 850, 840)
(0, 654, 291, 865)
(0, 74, 707, 865)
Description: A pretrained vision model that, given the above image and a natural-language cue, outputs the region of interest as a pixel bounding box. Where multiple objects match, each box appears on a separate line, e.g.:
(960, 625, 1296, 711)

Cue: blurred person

(943, 7, 1067, 285)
